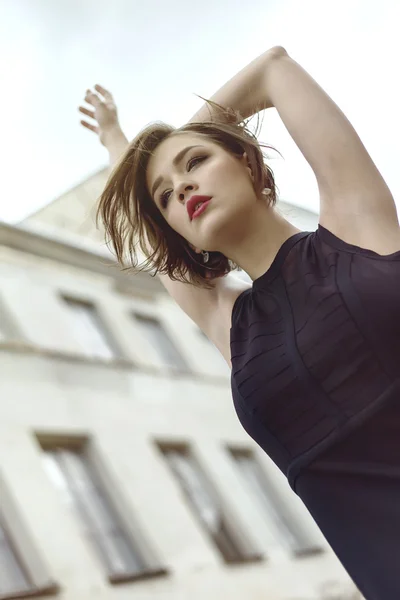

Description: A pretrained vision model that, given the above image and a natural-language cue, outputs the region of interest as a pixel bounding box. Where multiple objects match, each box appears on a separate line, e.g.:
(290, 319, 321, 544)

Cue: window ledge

(0, 340, 134, 369)
(0, 342, 230, 384)
(108, 566, 169, 585)
(293, 546, 325, 559)
(0, 581, 60, 600)
(223, 553, 265, 566)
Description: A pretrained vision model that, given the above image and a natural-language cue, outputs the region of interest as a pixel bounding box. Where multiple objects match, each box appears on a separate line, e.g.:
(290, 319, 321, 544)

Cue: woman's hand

(79, 84, 129, 164)
(79, 84, 122, 147)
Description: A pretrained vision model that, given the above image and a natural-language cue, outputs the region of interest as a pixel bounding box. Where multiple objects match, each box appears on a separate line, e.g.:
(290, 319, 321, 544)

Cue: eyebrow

(151, 145, 204, 198)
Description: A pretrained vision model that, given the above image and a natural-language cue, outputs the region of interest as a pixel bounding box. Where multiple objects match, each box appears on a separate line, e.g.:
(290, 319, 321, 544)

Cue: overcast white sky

(1, 0, 399, 223)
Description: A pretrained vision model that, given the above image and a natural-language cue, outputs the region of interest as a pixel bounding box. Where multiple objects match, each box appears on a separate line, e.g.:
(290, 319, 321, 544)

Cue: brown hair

(97, 101, 280, 289)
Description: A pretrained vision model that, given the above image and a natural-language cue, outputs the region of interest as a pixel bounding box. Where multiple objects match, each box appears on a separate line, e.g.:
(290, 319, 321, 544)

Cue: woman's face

(146, 132, 257, 254)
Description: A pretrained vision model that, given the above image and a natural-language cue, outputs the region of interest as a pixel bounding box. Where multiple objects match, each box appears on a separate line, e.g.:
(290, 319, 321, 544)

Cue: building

(0, 170, 361, 599)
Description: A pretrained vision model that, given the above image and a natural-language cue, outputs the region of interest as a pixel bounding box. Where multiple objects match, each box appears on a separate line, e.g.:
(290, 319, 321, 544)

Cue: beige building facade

(0, 172, 362, 599)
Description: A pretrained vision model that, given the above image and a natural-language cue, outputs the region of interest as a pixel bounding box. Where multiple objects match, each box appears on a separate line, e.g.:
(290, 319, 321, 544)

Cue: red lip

(187, 195, 212, 220)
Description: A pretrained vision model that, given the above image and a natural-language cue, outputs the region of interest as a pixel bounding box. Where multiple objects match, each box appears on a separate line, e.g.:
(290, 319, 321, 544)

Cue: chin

(198, 218, 234, 252)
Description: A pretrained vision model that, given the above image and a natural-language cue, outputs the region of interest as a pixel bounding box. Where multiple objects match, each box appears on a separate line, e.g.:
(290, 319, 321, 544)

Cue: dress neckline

(252, 230, 311, 290)
(230, 230, 312, 329)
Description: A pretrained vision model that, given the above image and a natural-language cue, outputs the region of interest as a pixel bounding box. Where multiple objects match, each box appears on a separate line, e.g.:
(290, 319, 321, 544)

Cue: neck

(222, 204, 302, 281)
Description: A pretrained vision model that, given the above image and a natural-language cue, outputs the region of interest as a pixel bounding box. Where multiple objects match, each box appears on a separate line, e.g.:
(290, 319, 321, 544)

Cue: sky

(1, 0, 399, 223)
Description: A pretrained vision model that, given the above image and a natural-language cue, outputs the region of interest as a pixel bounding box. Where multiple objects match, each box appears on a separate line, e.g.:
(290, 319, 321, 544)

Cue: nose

(177, 183, 195, 203)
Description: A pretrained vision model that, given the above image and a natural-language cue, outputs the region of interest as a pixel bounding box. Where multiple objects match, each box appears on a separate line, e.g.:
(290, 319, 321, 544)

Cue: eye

(159, 155, 207, 209)
(188, 155, 206, 170)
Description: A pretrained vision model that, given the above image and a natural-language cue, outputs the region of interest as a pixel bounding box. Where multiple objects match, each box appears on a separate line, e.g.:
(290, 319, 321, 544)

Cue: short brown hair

(97, 102, 280, 289)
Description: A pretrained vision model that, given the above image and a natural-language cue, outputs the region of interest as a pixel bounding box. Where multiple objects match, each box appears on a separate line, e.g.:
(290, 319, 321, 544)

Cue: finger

(94, 84, 113, 101)
(78, 106, 95, 119)
(84, 91, 101, 108)
(80, 120, 99, 134)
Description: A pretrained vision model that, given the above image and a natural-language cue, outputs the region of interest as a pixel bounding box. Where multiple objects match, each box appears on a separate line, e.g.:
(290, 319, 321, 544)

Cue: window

(134, 314, 189, 371)
(229, 449, 322, 556)
(159, 444, 262, 564)
(0, 297, 20, 342)
(0, 515, 32, 598)
(0, 475, 58, 600)
(62, 298, 118, 359)
(41, 439, 165, 583)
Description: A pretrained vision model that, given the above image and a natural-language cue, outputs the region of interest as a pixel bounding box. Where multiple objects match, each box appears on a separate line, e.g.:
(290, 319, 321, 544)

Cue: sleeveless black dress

(230, 224, 400, 600)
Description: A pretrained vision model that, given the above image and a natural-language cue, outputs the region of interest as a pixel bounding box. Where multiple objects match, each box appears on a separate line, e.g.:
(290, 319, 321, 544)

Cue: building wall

(0, 205, 361, 600)
(21, 169, 109, 245)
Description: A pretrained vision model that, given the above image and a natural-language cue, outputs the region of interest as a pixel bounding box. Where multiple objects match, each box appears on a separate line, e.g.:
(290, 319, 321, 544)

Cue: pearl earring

(201, 250, 210, 263)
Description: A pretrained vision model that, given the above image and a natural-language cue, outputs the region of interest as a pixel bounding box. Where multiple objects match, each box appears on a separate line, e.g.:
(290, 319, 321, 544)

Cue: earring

(201, 250, 209, 263)
(262, 188, 271, 196)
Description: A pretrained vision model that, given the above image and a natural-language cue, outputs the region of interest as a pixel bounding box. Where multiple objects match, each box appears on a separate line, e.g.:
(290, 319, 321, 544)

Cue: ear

(240, 151, 254, 182)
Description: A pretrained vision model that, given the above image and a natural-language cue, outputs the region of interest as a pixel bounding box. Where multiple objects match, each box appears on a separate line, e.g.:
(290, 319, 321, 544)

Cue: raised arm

(190, 46, 399, 249)
(189, 46, 281, 123)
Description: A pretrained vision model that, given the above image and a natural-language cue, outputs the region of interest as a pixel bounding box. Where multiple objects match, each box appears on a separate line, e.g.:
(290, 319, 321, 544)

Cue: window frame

(61, 296, 122, 360)
(0, 474, 59, 600)
(157, 442, 264, 565)
(37, 434, 168, 585)
(132, 313, 190, 373)
(228, 447, 324, 557)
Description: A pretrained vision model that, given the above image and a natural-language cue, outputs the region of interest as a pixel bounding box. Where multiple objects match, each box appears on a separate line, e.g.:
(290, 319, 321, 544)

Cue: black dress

(230, 224, 400, 600)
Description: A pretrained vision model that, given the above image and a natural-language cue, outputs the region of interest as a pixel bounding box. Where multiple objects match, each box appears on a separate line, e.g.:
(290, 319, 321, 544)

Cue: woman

(79, 46, 400, 599)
